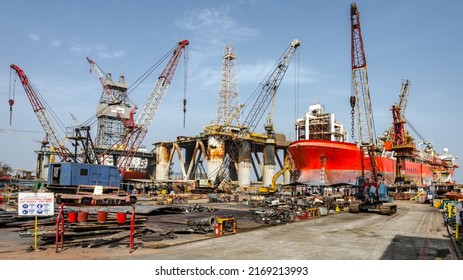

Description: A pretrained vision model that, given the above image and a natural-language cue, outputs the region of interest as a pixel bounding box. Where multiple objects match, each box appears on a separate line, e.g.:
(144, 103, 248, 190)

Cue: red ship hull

(288, 140, 438, 187)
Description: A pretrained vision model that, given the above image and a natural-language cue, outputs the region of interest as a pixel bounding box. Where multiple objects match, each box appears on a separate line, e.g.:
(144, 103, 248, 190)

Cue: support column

(155, 142, 171, 180)
(36, 149, 51, 181)
(184, 143, 196, 180)
(238, 141, 251, 187)
(206, 136, 225, 182)
(262, 139, 276, 188)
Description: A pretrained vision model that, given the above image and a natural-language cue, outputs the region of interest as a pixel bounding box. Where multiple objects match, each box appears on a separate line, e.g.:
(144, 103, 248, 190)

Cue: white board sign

(93, 185, 103, 195)
(18, 192, 54, 216)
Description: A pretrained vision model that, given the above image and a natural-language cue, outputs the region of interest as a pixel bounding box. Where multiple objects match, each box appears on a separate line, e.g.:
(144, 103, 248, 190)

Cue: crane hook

(349, 96, 356, 108)
(183, 98, 187, 128)
(8, 98, 14, 125)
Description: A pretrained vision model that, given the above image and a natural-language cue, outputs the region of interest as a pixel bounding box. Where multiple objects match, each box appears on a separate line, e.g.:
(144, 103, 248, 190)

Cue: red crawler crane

(349, 3, 397, 214)
(94, 40, 189, 178)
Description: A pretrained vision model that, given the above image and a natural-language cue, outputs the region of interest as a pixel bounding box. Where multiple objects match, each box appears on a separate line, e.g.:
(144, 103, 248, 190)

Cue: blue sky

(1, 0, 462, 182)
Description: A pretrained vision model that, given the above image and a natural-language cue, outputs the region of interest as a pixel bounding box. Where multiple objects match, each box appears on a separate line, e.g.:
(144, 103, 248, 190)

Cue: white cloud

(96, 49, 126, 59)
(238, 60, 276, 85)
(69, 41, 125, 59)
(29, 33, 41, 42)
(236, 60, 319, 87)
(170, 5, 263, 104)
(175, 7, 258, 44)
(50, 39, 62, 48)
(69, 42, 90, 55)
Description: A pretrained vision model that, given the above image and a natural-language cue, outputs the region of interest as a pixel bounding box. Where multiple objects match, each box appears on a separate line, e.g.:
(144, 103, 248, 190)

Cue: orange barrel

(97, 209, 108, 223)
(77, 210, 88, 222)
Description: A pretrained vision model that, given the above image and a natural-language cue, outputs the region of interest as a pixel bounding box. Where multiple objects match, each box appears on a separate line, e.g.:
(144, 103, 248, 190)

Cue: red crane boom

(10, 64, 73, 162)
(102, 40, 189, 177)
(350, 3, 378, 184)
(349, 3, 397, 215)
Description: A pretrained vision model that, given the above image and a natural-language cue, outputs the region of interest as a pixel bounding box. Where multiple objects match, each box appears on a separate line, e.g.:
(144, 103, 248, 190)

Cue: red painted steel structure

(287, 139, 452, 187)
(350, 2, 379, 190)
(10, 64, 74, 162)
(98, 40, 189, 178)
(55, 203, 136, 253)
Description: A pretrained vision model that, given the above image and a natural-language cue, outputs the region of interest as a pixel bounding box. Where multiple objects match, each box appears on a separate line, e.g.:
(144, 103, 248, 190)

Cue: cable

(294, 48, 300, 136)
(8, 68, 16, 125)
(127, 44, 176, 96)
(183, 46, 188, 128)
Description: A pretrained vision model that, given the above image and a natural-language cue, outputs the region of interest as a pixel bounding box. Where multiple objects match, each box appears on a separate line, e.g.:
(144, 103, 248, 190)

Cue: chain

(350, 96, 356, 141)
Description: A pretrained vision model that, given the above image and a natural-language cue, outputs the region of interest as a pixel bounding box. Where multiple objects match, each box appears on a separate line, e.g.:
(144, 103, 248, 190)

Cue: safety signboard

(18, 192, 54, 216)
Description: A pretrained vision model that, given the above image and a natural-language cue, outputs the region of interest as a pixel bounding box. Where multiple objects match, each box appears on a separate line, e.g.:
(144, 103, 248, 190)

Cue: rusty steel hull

(123, 170, 147, 180)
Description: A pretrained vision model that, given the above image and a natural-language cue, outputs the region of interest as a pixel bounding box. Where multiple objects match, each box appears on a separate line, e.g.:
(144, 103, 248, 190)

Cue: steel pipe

(187, 216, 217, 227)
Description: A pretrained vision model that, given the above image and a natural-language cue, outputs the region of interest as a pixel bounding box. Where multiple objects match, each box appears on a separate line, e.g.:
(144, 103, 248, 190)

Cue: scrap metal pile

(249, 195, 328, 225)
(19, 209, 148, 250)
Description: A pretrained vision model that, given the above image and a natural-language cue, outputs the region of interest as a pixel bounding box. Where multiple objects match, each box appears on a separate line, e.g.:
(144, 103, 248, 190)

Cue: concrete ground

(128, 200, 460, 260)
(1, 199, 459, 260)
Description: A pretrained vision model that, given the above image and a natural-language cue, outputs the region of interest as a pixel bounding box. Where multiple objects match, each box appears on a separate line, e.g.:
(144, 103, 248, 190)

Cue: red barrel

(116, 212, 127, 224)
(77, 211, 88, 222)
(97, 210, 108, 223)
(68, 211, 78, 223)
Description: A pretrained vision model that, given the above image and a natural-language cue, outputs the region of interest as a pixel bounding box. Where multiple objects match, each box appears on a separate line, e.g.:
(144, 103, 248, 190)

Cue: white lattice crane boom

(397, 79, 411, 119)
(213, 39, 300, 187)
(241, 39, 300, 135)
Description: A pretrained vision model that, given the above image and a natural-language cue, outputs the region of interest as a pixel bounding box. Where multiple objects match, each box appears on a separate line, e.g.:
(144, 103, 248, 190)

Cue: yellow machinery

(215, 216, 236, 237)
(259, 162, 291, 194)
(410, 191, 423, 201)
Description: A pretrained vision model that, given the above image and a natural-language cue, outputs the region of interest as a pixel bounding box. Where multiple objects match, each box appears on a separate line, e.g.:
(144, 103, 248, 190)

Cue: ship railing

(419, 151, 446, 165)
